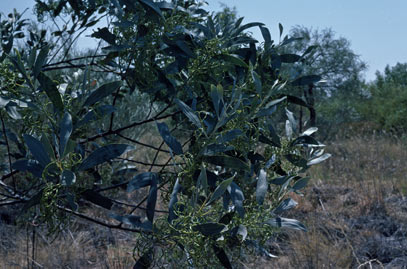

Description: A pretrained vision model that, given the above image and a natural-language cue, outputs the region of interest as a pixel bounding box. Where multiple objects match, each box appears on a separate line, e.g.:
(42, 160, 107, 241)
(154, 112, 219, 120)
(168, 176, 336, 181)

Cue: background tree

(358, 63, 407, 133)
(281, 26, 367, 139)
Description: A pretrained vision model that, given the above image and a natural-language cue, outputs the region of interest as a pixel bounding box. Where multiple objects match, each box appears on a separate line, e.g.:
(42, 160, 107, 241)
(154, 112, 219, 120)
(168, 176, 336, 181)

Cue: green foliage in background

(0, 1, 331, 267)
(358, 63, 407, 133)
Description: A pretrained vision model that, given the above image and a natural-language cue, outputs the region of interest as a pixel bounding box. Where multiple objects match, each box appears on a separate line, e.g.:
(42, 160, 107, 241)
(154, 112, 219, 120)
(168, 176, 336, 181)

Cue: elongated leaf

(273, 198, 298, 215)
(251, 70, 262, 94)
(81, 189, 113, 209)
(21, 189, 43, 212)
(111, 214, 153, 231)
(231, 224, 248, 241)
(235, 22, 264, 36)
(219, 212, 235, 225)
(37, 72, 64, 111)
(211, 84, 223, 118)
(168, 178, 182, 223)
(23, 134, 51, 167)
(285, 154, 307, 168)
(128, 172, 158, 192)
(33, 46, 49, 78)
(301, 127, 318, 136)
(212, 244, 232, 269)
(12, 159, 43, 178)
(139, 0, 164, 18)
(175, 98, 202, 129)
(61, 170, 76, 186)
(59, 112, 73, 156)
(207, 177, 233, 205)
(201, 144, 234, 156)
(280, 54, 301, 63)
(265, 217, 307, 232)
(267, 123, 281, 147)
(307, 153, 331, 166)
(220, 54, 248, 68)
(197, 165, 208, 194)
(291, 75, 322, 86)
(78, 144, 134, 171)
(279, 23, 283, 37)
(146, 176, 158, 222)
(205, 156, 250, 172)
(292, 177, 310, 191)
(228, 182, 245, 218)
(290, 135, 320, 147)
(193, 222, 226, 236)
(83, 81, 121, 107)
(216, 129, 243, 144)
(156, 122, 183, 155)
(259, 26, 271, 44)
(133, 248, 154, 269)
(256, 169, 267, 205)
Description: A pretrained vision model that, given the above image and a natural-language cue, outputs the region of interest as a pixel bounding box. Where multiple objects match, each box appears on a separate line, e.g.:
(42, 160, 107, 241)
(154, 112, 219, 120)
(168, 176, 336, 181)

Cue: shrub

(0, 1, 330, 267)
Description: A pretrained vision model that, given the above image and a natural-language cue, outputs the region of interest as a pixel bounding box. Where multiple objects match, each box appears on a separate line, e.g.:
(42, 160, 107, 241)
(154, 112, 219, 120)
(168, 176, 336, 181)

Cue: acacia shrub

(0, 1, 330, 267)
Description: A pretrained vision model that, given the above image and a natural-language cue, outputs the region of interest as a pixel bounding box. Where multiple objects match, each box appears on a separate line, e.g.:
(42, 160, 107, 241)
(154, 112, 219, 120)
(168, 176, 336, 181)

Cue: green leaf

(235, 22, 265, 36)
(207, 177, 233, 205)
(216, 129, 243, 144)
(279, 23, 283, 37)
(78, 144, 134, 171)
(127, 172, 158, 192)
(307, 153, 331, 166)
(111, 214, 153, 231)
(33, 46, 49, 79)
(81, 189, 113, 210)
(168, 178, 182, 223)
(212, 244, 232, 269)
(83, 81, 121, 107)
(256, 169, 267, 205)
(90, 27, 116, 45)
(285, 154, 308, 169)
(59, 112, 73, 156)
(175, 98, 202, 129)
(146, 176, 158, 222)
(201, 144, 234, 156)
(301, 127, 318, 136)
(290, 135, 321, 147)
(193, 222, 226, 236)
(23, 134, 51, 167)
(12, 159, 43, 178)
(220, 54, 248, 68)
(156, 122, 183, 155)
(251, 70, 262, 94)
(40, 134, 55, 161)
(37, 72, 64, 112)
(259, 26, 271, 44)
(273, 198, 298, 215)
(138, 0, 163, 18)
(280, 54, 301, 63)
(197, 165, 208, 194)
(21, 189, 44, 212)
(265, 217, 307, 232)
(292, 177, 310, 191)
(204, 156, 250, 172)
(231, 224, 248, 241)
(211, 84, 223, 118)
(133, 247, 154, 268)
(228, 182, 245, 218)
(61, 170, 76, 186)
(291, 75, 322, 86)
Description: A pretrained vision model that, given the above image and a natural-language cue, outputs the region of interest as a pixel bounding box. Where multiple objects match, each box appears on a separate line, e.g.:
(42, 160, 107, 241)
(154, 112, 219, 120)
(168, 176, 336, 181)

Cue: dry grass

(2, 134, 407, 268)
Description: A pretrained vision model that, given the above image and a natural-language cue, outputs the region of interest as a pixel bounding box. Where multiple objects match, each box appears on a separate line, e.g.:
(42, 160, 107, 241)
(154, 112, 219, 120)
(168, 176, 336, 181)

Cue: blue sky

(2, 1, 407, 81)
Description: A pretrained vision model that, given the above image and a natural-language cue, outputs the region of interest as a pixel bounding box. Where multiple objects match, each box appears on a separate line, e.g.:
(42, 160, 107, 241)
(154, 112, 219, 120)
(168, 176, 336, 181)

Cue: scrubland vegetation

(1, 1, 407, 268)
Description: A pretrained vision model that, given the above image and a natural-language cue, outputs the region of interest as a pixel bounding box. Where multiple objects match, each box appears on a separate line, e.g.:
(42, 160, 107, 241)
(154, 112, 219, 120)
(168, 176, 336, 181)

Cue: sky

(2, 0, 407, 82)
